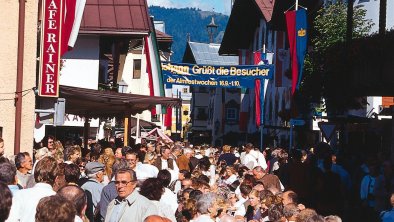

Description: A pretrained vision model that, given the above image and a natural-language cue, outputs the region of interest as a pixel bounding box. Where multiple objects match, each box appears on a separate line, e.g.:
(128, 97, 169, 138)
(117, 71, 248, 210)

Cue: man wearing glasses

(105, 168, 158, 222)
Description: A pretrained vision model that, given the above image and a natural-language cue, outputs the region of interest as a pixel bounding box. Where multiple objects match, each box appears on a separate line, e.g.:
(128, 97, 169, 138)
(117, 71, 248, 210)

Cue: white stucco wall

(0, 0, 38, 156)
(60, 36, 100, 90)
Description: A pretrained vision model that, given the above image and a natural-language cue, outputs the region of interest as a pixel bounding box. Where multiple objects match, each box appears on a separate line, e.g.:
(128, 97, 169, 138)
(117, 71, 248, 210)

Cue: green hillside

(149, 6, 230, 62)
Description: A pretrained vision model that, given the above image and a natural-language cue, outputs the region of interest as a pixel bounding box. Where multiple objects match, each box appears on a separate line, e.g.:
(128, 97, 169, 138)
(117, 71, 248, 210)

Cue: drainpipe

(14, 0, 26, 154)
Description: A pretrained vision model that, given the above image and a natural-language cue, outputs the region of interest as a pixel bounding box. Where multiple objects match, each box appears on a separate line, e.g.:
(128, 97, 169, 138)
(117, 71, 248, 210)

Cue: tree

(300, 1, 373, 114)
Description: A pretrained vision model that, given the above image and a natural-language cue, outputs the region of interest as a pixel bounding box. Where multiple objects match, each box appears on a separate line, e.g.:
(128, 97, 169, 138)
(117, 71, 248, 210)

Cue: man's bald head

(220, 215, 237, 222)
(282, 190, 298, 205)
(144, 215, 171, 222)
(57, 185, 87, 216)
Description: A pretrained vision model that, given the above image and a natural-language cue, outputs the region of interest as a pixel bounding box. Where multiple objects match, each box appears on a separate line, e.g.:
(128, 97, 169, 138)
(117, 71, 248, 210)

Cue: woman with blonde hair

(245, 189, 262, 221)
(223, 166, 238, 185)
(144, 151, 157, 165)
(65, 145, 81, 164)
(53, 140, 64, 163)
(98, 147, 115, 184)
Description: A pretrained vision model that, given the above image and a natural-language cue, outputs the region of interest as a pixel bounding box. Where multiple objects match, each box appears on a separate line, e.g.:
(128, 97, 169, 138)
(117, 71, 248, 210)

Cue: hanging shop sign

(162, 62, 274, 88)
(38, 0, 63, 97)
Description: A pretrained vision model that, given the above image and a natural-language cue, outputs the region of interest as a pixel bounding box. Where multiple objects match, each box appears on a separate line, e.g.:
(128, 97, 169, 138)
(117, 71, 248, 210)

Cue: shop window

(226, 108, 237, 121)
(133, 59, 141, 79)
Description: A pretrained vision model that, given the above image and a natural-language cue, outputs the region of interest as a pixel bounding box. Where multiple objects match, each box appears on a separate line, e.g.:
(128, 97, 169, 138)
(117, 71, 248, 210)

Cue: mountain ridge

(149, 6, 230, 62)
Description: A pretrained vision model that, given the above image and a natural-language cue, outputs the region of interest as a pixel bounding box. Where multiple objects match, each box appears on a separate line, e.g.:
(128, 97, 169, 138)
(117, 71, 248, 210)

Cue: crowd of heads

(1, 136, 394, 222)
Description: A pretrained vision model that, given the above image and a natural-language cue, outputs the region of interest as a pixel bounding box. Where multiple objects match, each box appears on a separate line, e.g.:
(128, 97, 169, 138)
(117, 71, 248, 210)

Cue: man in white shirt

(7, 156, 58, 222)
(242, 143, 267, 170)
(157, 170, 178, 214)
(153, 146, 179, 172)
(125, 150, 158, 182)
(15, 152, 33, 188)
(153, 146, 179, 183)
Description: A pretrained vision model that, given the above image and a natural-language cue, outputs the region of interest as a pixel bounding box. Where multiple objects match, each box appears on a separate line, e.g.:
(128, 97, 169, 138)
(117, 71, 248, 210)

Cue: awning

(59, 85, 181, 118)
(146, 127, 173, 142)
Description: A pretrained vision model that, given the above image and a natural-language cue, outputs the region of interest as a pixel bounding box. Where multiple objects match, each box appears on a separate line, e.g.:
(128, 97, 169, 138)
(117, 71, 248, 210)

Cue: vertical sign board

(38, 0, 63, 97)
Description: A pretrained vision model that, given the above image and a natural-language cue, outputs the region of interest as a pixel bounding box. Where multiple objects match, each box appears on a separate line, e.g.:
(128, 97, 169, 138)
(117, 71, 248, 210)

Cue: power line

(0, 87, 34, 95)
(0, 88, 34, 102)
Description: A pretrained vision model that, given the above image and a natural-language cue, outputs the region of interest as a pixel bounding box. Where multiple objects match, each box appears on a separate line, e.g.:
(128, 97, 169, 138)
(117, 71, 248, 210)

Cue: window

(196, 108, 208, 120)
(226, 108, 237, 120)
(133, 59, 141, 79)
(183, 88, 188, 93)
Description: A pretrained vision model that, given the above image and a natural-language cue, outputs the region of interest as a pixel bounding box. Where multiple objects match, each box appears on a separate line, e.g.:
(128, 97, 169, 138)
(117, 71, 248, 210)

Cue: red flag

(164, 107, 172, 127)
(143, 36, 156, 114)
(254, 51, 261, 65)
(285, 11, 298, 95)
(61, 0, 76, 56)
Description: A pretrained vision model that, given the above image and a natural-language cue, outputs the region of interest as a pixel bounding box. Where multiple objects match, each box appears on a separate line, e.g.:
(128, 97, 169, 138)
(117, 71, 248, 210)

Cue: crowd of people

(0, 136, 394, 222)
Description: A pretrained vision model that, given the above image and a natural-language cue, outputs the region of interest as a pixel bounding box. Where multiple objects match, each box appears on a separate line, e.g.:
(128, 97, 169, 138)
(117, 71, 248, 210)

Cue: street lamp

(206, 16, 218, 43)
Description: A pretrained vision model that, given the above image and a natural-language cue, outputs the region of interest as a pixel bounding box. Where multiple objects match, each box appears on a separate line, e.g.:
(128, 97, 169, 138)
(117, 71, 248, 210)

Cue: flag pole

(260, 44, 266, 152)
(296, 0, 299, 10)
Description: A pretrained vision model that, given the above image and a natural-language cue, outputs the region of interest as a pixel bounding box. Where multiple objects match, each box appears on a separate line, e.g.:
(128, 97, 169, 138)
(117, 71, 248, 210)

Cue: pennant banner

(162, 62, 274, 88)
(285, 8, 308, 94)
(255, 79, 265, 126)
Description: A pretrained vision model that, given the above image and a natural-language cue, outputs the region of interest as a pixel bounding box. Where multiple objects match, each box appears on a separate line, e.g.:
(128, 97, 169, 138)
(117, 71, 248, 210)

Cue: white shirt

(257, 151, 268, 170)
(224, 174, 238, 185)
(161, 158, 179, 183)
(194, 214, 214, 222)
(243, 151, 258, 169)
(75, 215, 84, 222)
(135, 162, 159, 180)
(243, 150, 267, 170)
(151, 200, 177, 222)
(7, 183, 56, 222)
(233, 196, 247, 216)
(160, 187, 178, 214)
(161, 158, 179, 172)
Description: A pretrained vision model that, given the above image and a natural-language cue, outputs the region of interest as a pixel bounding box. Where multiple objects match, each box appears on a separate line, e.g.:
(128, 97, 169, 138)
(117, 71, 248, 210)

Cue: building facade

(0, 0, 38, 156)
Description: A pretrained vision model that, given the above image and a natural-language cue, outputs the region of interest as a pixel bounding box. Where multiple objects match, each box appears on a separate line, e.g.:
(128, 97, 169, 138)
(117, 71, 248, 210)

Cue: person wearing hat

(81, 161, 105, 215)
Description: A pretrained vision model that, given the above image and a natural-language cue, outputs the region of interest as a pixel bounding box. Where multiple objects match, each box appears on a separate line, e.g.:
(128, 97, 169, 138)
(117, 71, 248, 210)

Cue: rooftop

(80, 0, 152, 35)
(186, 42, 238, 65)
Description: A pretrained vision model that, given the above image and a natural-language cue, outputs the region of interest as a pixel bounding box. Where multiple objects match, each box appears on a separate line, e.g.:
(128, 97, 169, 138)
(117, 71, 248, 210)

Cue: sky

(147, 0, 232, 15)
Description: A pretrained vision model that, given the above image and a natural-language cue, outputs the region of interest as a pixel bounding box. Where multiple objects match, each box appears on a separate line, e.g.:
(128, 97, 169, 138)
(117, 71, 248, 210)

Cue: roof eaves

(79, 30, 149, 36)
(254, 0, 275, 22)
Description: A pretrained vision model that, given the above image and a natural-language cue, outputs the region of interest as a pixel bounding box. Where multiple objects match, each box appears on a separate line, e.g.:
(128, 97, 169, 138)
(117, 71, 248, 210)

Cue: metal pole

(136, 114, 140, 139)
(295, 0, 299, 10)
(260, 126, 263, 151)
(289, 124, 293, 153)
(14, 0, 26, 154)
(83, 116, 89, 149)
(175, 89, 179, 134)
